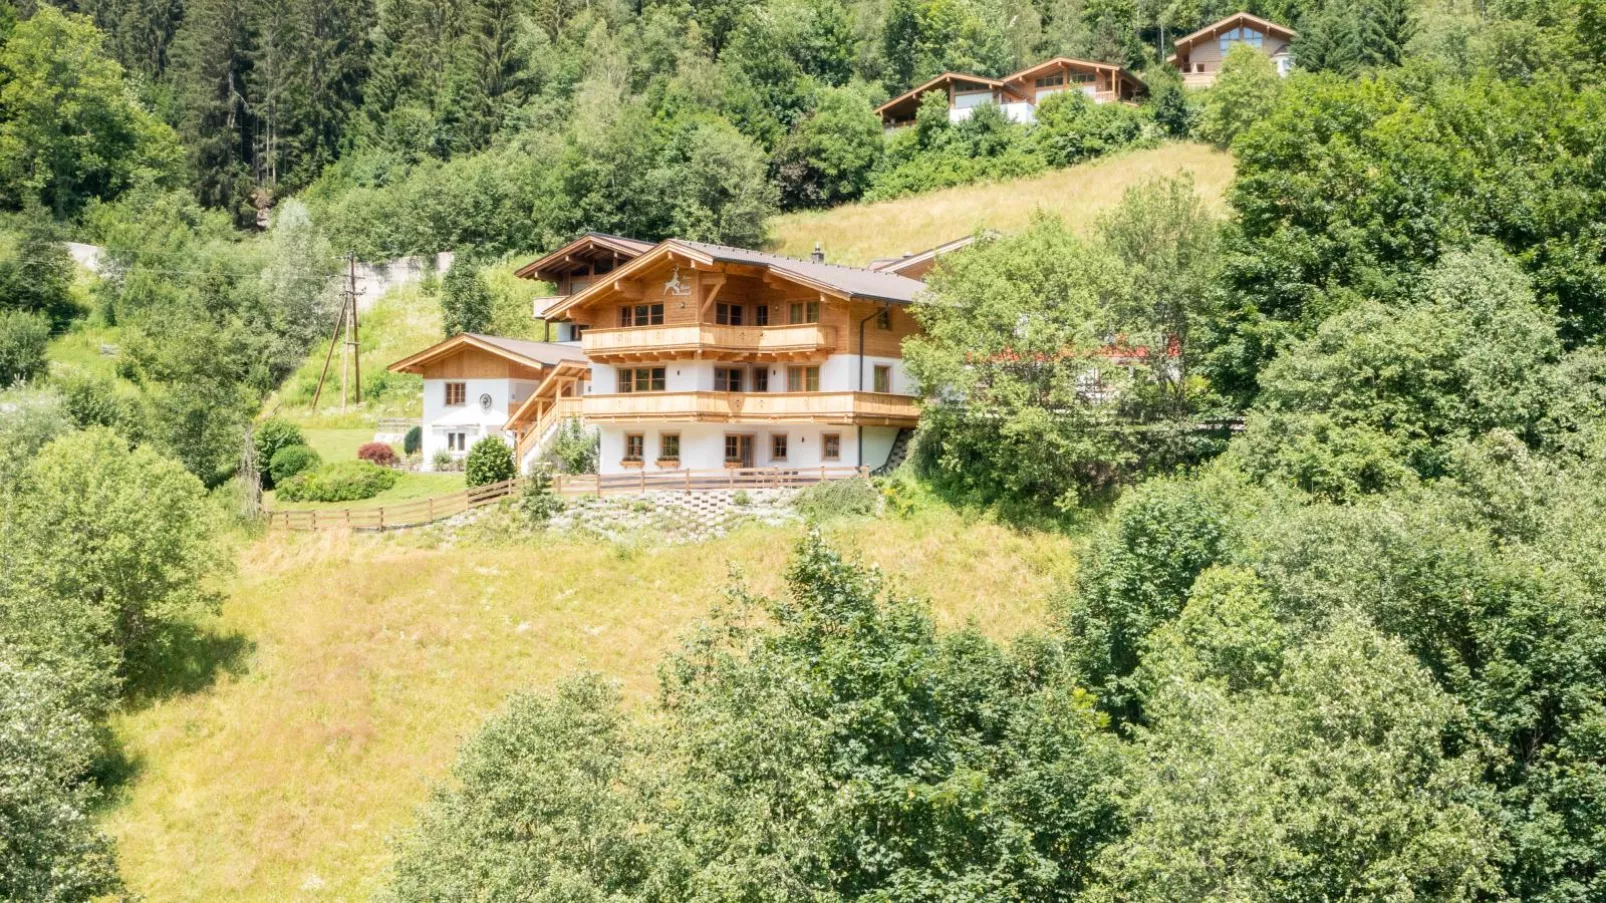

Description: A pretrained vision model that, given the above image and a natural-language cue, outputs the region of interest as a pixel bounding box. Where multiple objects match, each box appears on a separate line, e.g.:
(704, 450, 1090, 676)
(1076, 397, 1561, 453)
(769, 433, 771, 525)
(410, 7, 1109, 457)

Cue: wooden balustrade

(516, 396, 583, 460)
(581, 390, 920, 425)
(582, 323, 836, 361)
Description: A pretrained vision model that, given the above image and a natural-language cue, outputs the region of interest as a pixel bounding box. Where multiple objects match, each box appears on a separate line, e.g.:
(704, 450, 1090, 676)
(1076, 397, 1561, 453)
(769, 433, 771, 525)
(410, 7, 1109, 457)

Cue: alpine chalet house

(875, 58, 1146, 128)
(389, 333, 589, 469)
(531, 240, 927, 476)
(1167, 12, 1297, 87)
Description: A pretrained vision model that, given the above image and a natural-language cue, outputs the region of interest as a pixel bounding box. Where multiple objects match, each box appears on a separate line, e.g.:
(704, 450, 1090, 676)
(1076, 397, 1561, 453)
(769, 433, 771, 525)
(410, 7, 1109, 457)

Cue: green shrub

(0, 309, 50, 387)
(1032, 91, 1152, 167)
(519, 463, 564, 526)
(794, 477, 880, 521)
(268, 444, 321, 485)
(254, 418, 306, 487)
(404, 425, 422, 455)
(464, 435, 515, 486)
(276, 460, 398, 503)
(547, 418, 598, 474)
(52, 370, 139, 437)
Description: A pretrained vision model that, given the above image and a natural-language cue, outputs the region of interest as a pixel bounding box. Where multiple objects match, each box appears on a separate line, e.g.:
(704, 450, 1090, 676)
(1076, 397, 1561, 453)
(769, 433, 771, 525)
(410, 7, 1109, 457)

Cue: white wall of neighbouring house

(420, 376, 536, 470)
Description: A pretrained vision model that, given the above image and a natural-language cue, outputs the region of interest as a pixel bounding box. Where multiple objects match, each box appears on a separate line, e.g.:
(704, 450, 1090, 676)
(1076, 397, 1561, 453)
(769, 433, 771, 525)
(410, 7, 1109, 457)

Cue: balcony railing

(582, 323, 837, 361)
(581, 391, 920, 425)
(1180, 72, 1215, 88)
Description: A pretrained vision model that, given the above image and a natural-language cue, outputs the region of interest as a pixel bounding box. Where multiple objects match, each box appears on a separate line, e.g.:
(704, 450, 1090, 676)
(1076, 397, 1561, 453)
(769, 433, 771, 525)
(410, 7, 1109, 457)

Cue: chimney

(811, 241, 825, 264)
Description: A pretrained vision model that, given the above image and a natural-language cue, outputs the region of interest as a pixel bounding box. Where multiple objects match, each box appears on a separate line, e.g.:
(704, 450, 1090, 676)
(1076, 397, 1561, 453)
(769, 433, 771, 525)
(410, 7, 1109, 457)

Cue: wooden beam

(699, 275, 727, 317)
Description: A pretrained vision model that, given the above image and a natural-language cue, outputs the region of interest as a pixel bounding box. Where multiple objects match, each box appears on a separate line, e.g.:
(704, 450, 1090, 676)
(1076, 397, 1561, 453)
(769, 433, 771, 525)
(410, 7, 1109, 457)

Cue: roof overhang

(513, 233, 654, 281)
(1002, 57, 1144, 90)
(543, 241, 915, 320)
(504, 359, 591, 431)
(870, 234, 982, 277)
(387, 333, 558, 375)
(874, 72, 1024, 119)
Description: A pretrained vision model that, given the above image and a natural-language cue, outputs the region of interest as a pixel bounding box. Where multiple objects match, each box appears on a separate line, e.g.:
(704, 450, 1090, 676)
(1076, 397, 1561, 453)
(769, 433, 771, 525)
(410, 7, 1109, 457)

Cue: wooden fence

(264, 466, 869, 532)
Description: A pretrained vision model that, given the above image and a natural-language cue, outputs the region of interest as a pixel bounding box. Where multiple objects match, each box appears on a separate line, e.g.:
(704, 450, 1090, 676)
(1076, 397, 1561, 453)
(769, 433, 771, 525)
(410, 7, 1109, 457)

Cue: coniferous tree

(168, 0, 257, 218)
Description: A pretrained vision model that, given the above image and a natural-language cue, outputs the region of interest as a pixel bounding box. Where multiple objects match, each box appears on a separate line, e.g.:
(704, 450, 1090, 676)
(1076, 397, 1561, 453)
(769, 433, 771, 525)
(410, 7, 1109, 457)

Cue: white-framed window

(446, 431, 468, 452)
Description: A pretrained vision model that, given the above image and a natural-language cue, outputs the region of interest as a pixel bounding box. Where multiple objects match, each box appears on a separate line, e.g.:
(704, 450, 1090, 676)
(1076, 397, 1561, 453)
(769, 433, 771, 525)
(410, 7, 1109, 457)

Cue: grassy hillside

(101, 507, 1078, 902)
(768, 142, 1234, 266)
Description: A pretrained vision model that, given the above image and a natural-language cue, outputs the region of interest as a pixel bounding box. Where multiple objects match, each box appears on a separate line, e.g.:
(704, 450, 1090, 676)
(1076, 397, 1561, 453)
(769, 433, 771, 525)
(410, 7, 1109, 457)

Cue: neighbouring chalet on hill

(1167, 12, 1297, 86)
(393, 233, 976, 476)
(875, 58, 1147, 128)
(874, 11, 1296, 128)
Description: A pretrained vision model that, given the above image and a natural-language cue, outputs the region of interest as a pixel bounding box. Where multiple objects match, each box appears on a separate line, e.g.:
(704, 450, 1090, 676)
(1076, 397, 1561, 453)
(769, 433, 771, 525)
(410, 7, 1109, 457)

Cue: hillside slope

(101, 510, 1078, 902)
(768, 142, 1234, 266)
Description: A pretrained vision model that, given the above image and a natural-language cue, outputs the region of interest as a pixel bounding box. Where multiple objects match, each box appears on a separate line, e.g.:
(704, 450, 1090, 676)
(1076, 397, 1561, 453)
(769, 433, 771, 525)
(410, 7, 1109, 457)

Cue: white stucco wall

(419, 377, 534, 469)
(598, 423, 871, 474)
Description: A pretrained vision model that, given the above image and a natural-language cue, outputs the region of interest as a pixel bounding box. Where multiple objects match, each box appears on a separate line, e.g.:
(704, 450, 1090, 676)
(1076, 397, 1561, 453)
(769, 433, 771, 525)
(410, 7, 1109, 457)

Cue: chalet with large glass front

(1167, 12, 1297, 87)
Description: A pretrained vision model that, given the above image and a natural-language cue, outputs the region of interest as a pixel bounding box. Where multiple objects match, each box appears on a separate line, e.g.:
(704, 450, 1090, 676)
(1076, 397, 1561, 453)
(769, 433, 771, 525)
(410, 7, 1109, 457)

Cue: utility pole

(311, 252, 363, 412)
(350, 252, 362, 404)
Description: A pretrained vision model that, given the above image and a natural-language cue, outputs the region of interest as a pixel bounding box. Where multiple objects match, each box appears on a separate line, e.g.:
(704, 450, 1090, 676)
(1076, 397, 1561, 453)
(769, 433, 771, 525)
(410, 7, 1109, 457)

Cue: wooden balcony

(1180, 72, 1216, 88)
(581, 323, 837, 362)
(581, 391, 921, 426)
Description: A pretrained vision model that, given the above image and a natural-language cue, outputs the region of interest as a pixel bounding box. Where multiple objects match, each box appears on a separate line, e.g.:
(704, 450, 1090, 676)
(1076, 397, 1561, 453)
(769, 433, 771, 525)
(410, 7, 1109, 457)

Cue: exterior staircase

(873, 428, 916, 476)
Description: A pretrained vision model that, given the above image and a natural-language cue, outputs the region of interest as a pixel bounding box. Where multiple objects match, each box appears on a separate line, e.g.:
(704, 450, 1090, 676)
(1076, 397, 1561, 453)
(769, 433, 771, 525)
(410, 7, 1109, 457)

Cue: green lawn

(264, 470, 464, 511)
(46, 323, 129, 381)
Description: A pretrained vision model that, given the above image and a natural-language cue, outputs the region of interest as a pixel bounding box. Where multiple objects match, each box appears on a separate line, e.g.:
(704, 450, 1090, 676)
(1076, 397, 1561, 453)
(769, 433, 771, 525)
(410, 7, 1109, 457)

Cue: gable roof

(868, 234, 981, 278)
(513, 232, 656, 281)
(1167, 12, 1297, 62)
(1001, 57, 1145, 90)
(874, 72, 1024, 120)
(387, 332, 589, 375)
(543, 239, 928, 319)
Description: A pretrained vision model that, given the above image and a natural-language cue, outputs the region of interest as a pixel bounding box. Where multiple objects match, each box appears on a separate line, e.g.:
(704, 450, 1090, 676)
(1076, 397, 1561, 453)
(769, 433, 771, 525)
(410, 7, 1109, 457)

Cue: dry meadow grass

(768, 142, 1234, 265)
(101, 507, 1079, 902)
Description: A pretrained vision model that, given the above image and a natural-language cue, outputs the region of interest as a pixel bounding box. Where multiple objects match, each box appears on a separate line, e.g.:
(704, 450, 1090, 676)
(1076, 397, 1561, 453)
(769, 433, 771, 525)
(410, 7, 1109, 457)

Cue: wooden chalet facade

(533, 239, 926, 475)
(875, 58, 1145, 128)
(1167, 12, 1296, 87)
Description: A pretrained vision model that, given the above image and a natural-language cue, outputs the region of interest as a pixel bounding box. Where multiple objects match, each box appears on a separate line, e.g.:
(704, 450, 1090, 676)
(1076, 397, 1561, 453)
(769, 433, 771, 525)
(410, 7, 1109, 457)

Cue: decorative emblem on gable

(663, 266, 692, 297)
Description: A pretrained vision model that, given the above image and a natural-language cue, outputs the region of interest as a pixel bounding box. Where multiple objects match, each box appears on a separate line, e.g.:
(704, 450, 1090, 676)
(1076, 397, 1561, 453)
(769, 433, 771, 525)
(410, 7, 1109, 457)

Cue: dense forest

(5, 0, 1606, 898)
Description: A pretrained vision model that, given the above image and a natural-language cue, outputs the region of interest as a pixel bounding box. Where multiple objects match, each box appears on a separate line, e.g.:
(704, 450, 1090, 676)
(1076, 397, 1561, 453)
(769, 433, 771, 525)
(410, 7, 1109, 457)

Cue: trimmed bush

(276, 460, 398, 503)
(794, 477, 880, 521)
(254, 418, 306, 487)
(268, 445, 322, 486)
(404, 426, 422, 456)
(357, 441, 399, 467)
(465, 435, 515, 487)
